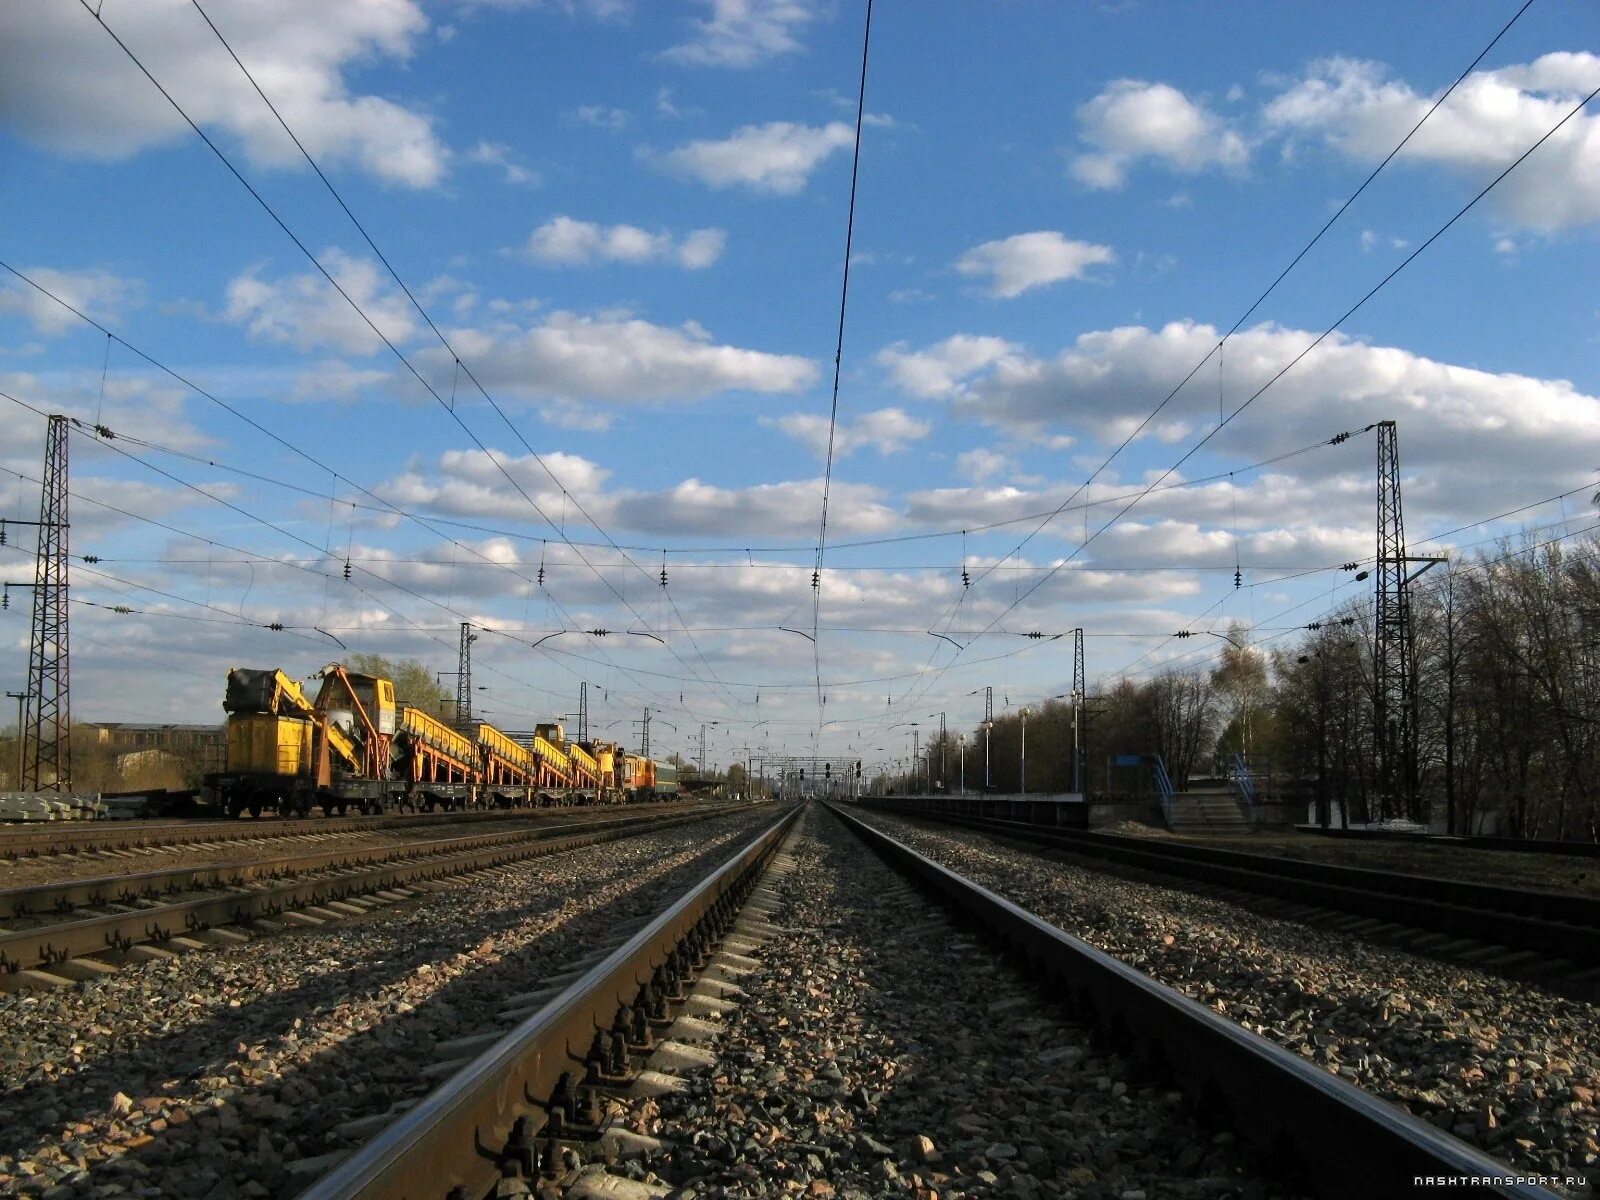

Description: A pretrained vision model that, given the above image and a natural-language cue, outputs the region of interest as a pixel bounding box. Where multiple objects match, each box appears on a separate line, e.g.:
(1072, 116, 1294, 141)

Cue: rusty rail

(0, 805, 721, 921)
(0, 799, 697, 860)
(298, 803, 801, 1200)
(829, 804, 1559, 1199)
(0, 806, 749, 976)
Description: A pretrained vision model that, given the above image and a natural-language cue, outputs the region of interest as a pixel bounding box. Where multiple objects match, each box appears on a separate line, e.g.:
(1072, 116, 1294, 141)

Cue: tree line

(916, 531, 1600, 842)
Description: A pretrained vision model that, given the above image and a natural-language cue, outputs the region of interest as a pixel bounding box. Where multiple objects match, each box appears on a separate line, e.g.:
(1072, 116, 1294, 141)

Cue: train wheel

(336, 802, 348, 817)
(247, 801, 263, 819)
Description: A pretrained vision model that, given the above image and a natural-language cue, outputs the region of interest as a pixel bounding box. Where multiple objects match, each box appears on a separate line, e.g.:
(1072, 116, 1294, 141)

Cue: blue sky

(1, 0, 1597, 774)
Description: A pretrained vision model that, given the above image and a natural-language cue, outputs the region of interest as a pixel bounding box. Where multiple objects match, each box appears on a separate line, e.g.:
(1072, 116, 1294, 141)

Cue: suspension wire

(179, 0, 742, 720)
(78, 1, 743, 724)
(810, 0, 875, 712)
(882, 79, 1600, 730)
(889, 0, 1545, 723)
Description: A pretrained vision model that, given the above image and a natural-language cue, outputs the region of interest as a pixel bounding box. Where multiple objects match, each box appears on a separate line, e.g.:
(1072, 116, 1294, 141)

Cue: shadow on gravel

(1, 815, 769, 1198)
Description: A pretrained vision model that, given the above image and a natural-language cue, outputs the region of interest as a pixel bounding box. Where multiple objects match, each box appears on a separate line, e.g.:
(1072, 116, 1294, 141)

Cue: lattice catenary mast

(24, 415, 71, 791)
(455, 621, 475, 730)
(1373, 420, 1440, 822)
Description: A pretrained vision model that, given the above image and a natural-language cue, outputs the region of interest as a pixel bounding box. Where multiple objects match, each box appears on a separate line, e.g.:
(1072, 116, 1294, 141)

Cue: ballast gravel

(0, 807, 673, 889)
(599, 805, 1305, 1199)
(0, 804, 780, 1199)
(855, 808, 1600, 1193)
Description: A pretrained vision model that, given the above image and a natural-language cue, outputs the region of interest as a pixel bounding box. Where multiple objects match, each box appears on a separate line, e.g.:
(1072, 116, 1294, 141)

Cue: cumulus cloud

(573, 104, 631, 129)
(955, 231, 1116, 298)
(663, 0, 814, 68)
(0, 266, 142, 335)
(877, 334, 1021, 399)
(659, 121, 854, 193)
(517, 216, 726, 269)
(424, 311, 815, 403)
(1264, 53, 1600, 231)
(889, 319, 1600, 514)
(465, 141, 538, 185)
(956, 448, 1012, 483)
(0, 0, 448, 188)
(1070, 80, 1248, 189)
(772, 407, 932, 458)
(223, 249, 419, 355)
(379, 447, 899, 536)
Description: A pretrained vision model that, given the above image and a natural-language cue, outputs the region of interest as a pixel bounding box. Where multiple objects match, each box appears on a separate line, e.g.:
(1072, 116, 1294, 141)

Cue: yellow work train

(203, 664, 671, 818)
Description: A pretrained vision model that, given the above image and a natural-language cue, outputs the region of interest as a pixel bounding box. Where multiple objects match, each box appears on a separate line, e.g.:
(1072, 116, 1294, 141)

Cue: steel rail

(299, 803, 802, 1200)
(0, 806, 748, 975)
(828, 804, 1560, 1199)
(0, 805, 721, 920)
(1296, 824, 1600, 858)
(858, 798, 1600, 964)
(0, 801, 693, 859)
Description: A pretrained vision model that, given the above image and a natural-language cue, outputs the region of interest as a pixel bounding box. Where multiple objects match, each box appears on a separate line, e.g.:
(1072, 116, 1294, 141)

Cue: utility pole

(25, 415, 70, 791)
(911, 728, 920, 793)
(7, 690, 31, 789)
(1072, 628, 1086, 793)
(1020, 707, 1030, 794)
(455, 621, 476, 731)
(577, 681, 589, 743)
(1373, 421, 1442, 823)
(984, 685, 993, 792)
(698, 724, 707, 776)
(637, 707, 651, 760)
(937, 711, 946, 790)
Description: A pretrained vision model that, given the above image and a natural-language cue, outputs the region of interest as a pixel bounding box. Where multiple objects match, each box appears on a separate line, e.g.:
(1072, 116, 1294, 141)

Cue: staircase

(1165, 786, 1251, 833)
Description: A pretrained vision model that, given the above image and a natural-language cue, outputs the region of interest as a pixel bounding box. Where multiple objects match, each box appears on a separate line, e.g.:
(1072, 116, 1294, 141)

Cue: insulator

(1306, 622, 1322, 630)
(961, 566, 970, 588)
(1330, 431, 1349, 445)
(268, 622, 284, 632)
(0, 520, 6, 546)
(1175, 630, 1192, 638)
(1234, 568, 1242, 589)
(811, 570, 820, 591)
(537, 564, 545, 586)
(1, 589, 7, 609)
(112, 605, 131, 614)
(660, 566, 668, 588)
(95, 424, 115, 440)
(82, 554, 99, 564)
(342, 559, 351, 580)
(1342, 562, 1359, 571)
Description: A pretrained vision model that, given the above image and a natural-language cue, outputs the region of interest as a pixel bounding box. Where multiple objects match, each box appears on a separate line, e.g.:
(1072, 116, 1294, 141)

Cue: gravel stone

(0, 807, 780, 1198)
(857, 808, 1600, 1192)
(604, 806, 1307, 1198)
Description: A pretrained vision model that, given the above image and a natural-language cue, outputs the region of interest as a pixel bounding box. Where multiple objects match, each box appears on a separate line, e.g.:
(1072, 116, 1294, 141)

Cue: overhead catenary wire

(177, 0, 745, 722)
(810, 0, 876, 711)
(881, 76, 1600, 732)
(76, 0, 747, 725)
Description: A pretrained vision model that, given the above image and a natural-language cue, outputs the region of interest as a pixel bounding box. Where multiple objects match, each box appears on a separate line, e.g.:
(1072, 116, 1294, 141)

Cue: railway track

(0, 801, 695, 862)
(292, 802, 1564, 1199)
(0, 804, 745, 990)
(859, 797, 1600, 982)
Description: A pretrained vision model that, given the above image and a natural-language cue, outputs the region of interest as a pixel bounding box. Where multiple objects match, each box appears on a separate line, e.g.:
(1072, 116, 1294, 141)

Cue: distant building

(80, 722, 226, 769)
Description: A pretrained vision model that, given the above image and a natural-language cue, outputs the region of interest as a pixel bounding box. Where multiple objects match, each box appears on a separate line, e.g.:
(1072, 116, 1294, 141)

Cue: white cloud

(465, 141, 538, 185)
(423, 311, 815, 403)
(659, 121, 854, 193)
(877, 334, 1021, 399)
(224, 249, 419, 355)
(573, 104, 631, 130)
(0, 266, 142, 336)
(955, 231, 1116, 298)
(772, 407, 932, 458)
(1070, 80, 1248, 190)
(664, 0, 814, 68)
(517, 216, 726, 269)
(956, 448, 1012, 484)
(1263, 54, 1600, 230)
(897, 319, 1600, 509)
(380, 448, 899, 536)
(0, 1, 448, 188)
